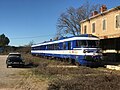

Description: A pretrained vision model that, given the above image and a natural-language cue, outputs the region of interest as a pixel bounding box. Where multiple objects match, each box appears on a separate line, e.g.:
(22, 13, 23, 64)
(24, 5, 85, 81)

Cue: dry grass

(23, 54, 120, 90)
(48, 73, 120, 90)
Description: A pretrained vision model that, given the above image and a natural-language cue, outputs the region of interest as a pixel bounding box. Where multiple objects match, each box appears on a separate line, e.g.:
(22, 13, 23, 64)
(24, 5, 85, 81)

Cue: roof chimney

(100, 5, 107, 13)
(91, 11, 98, 16)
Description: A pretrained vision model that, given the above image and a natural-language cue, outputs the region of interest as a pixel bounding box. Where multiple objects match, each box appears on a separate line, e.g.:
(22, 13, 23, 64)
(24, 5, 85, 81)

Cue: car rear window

(8, 57, 22, 62)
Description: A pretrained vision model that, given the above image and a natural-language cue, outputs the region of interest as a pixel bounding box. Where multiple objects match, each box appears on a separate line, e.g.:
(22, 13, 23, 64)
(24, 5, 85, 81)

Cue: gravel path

(0, 55, 48, 90)
(0, 55, 27, 89)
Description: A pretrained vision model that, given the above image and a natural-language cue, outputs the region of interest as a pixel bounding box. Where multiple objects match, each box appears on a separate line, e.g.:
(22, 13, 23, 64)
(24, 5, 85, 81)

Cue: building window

(116, 14, 120, 28)
(84, 25, 87, 34)
(103, 19, 106, 30)
(92, 23, 95, 33)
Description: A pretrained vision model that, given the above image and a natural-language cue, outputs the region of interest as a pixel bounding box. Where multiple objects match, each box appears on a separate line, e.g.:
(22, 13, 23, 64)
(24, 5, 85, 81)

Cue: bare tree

(55, 1, 100, 39)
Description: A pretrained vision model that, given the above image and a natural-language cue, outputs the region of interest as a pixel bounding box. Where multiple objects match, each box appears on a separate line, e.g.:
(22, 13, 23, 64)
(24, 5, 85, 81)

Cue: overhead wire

(10, 34, 55, 39)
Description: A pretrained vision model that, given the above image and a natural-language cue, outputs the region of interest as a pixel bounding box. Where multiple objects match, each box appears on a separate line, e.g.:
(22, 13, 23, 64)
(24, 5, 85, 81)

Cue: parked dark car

(6, 53, 25, 68)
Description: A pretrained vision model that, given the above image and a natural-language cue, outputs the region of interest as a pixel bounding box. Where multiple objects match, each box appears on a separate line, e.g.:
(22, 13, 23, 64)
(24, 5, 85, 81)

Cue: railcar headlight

(97, 49, 102, 53)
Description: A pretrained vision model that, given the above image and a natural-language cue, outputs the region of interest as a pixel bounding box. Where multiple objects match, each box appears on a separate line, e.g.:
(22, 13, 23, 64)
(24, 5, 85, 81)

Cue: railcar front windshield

(76, 40, 99, 48)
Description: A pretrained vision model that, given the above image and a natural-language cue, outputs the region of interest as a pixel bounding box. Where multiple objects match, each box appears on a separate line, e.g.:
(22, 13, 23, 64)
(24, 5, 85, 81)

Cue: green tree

(0, 34, 10, 46)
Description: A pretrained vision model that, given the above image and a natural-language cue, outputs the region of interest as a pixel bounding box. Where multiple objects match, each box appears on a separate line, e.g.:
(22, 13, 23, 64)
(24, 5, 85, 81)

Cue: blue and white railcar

(31, 34, 103, 66)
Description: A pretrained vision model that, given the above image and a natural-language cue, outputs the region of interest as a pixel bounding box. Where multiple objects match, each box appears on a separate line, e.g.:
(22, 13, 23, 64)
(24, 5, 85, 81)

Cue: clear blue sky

(0, 0, 119, 46)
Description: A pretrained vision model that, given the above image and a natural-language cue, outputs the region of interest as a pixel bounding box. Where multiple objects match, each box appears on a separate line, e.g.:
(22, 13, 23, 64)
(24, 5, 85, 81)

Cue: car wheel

(7, 65, 9, 68)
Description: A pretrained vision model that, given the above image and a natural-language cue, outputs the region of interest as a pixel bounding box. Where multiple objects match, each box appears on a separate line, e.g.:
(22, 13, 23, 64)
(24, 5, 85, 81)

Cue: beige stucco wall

(81, 9, 120, 39)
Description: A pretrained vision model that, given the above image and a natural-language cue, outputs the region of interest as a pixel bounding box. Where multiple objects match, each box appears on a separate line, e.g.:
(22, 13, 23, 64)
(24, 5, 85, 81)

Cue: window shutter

(116, 14, 120, 28)
(118, 14, 120, 28)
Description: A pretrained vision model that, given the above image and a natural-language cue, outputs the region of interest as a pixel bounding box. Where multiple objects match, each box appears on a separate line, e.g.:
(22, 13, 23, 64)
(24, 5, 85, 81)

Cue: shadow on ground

(11, 63, 39, 68)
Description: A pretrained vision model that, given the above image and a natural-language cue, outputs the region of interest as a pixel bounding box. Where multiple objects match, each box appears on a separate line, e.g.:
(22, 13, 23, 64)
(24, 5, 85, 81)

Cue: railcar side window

(63, 42, 66, 50)
(76, 40, 87, 48)
(59, 43, 63, 50)
(54, 44, 59, 50)
(32, 47, 35, 50)
(87, 40, 99, 47)
(76, 40, 99, 48)
(68, 41, 71, 50)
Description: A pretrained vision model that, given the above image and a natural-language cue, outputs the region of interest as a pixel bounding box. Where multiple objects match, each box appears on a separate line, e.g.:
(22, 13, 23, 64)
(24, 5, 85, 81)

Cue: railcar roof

(59, 34, 98, 39)
(32, 34, 99, 47)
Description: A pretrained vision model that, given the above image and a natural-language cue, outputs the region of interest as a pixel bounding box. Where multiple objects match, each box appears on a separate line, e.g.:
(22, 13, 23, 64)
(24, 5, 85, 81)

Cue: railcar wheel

(75, 62, 80, 66)
(71, 59, 75, 65)
(68, 58, 73, 64)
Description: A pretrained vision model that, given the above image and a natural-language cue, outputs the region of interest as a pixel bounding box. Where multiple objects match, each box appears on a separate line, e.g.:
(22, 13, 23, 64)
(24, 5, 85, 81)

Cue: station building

(80, 5, 120, 61)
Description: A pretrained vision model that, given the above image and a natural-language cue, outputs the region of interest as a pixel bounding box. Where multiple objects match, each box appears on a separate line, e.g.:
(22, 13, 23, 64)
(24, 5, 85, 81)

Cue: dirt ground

(0, 55, 48, 90)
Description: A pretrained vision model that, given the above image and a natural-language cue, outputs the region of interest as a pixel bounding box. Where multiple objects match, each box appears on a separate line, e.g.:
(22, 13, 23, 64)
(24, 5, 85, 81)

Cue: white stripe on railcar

(31, 49, 102, 56)
(32, 37, 99, 47)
